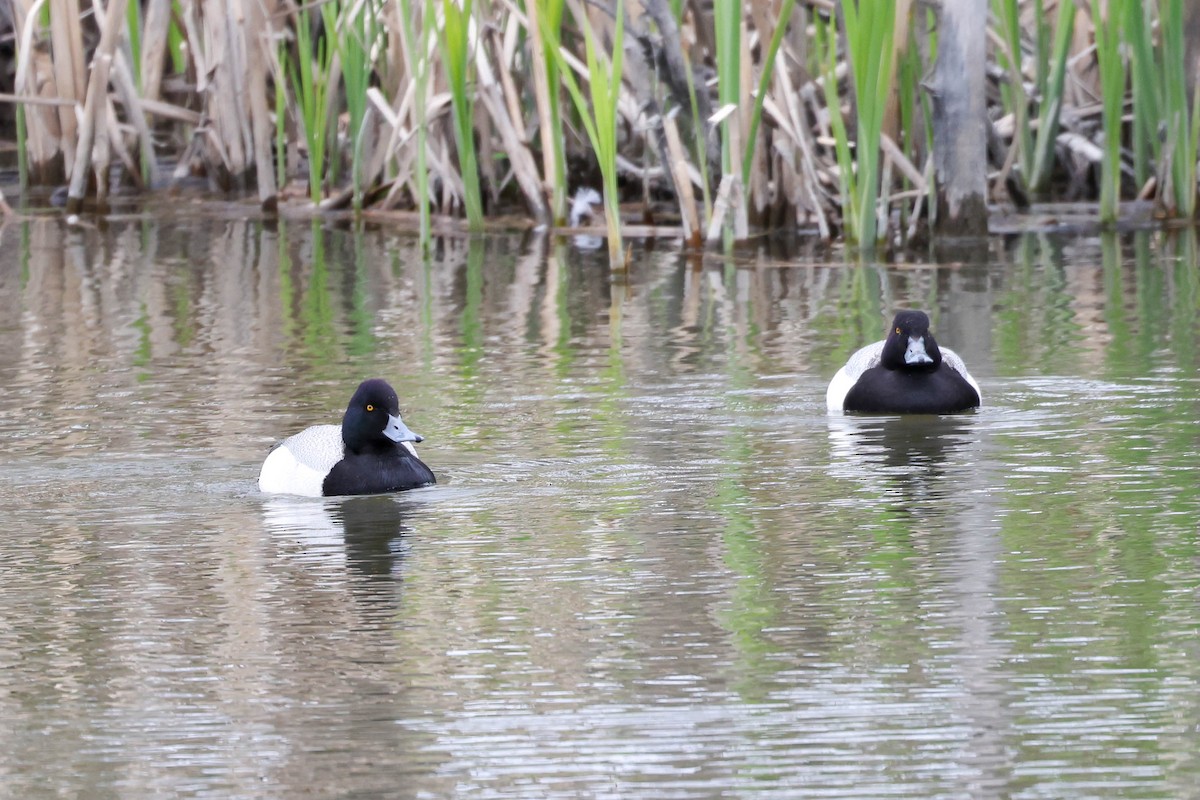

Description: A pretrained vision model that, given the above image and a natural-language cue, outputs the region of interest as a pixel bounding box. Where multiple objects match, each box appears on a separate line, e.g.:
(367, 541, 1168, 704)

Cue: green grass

(842, 0, 897, 248)
(1124, 0, 1158, 192)
(531, 0, 568, 224)
(714, 0, 740, 181)
(817, 0, 897, 249)
(440, 0, 484, 230)
(1091, 0, 1128, 223)
(1158, 0, 1200, 216)
(289, 8, 335, 204)
(741, 0, 795, 187)
(335, 0, 378, 210)
(399, 0, 434, 250)
(126, 0, 142, 89)
(994, 0, 1075, 195)
(894, 5, 928, 239)
(551, 0, 626, 267)
(15, 0, 1199, 241)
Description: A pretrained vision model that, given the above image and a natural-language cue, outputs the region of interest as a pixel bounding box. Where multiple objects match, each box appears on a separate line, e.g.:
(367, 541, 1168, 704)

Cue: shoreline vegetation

(2, 0, 1199, 263)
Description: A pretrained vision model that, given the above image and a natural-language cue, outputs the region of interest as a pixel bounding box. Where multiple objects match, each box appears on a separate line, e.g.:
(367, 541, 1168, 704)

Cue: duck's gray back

(281, 424, 344, 470)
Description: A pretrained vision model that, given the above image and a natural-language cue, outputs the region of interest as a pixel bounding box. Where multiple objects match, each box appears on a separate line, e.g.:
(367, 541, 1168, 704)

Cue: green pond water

(0, 212, 1197, 798)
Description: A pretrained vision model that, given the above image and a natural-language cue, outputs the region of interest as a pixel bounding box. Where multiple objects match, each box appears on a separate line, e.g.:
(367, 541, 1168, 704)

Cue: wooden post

(929, 0, 988, 237)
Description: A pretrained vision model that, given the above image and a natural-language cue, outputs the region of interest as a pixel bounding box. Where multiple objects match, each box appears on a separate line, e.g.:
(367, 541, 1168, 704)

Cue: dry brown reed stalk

(5, 0, 1186, 242)
(49, 0, 85, 176)
(109, 43, 157, 186)
(522, 0, 563, 223)
(761, 46, 829, 237)
(662, 109, 702, 245)
(883, 0, 914, 149)
(65, 0, 128, 214)
(12, 0, 65, 183)
(178, 0, 255, 189)
(243, 0, 278, 208)
(477, 26, 549, 224)
(139, 0, 171, 103)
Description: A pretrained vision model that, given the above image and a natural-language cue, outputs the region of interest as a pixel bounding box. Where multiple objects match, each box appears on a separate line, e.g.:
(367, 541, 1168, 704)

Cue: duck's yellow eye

(365, 404, 374, 412)
(895, 327, 902, 335)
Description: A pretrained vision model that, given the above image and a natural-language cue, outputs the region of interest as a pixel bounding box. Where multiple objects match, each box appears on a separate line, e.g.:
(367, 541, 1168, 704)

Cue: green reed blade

(440, 0, 483, 230)
(741, 0, 795, 187)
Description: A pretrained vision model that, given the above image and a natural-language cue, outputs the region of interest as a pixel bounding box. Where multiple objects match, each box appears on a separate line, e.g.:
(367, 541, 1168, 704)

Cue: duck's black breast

(844, 364, 980, 414)
(322, 450, 436, 497)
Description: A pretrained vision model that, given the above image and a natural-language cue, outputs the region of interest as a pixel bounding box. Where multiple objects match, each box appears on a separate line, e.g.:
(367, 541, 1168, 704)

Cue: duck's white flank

(259, 425, 345, 497)
(825, 341, 981, 411)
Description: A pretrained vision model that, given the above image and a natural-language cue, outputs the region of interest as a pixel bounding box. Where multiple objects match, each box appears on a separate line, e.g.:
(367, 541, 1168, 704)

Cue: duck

(259, 378, 436, 497)
(826, 310, 981, 414)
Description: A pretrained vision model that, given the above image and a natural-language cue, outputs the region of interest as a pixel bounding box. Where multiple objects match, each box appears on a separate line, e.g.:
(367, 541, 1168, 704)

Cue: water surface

(1, 215, 1198, 798)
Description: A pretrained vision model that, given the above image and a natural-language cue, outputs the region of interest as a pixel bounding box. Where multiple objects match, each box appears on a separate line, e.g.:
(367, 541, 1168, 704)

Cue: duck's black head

(880, 311, 943, 371)
(341, 378, 423, 455)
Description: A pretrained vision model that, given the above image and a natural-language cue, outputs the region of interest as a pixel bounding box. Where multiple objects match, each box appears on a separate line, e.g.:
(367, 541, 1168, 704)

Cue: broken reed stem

(476, 28, 550, 224)
(139, 0, 171, 103)
(663, 109, 701, 246)
(50, 0, 86, 178)
(66, 0, 129, 214)
(527, 0, 567, 224)
(244, 0, 277, 208)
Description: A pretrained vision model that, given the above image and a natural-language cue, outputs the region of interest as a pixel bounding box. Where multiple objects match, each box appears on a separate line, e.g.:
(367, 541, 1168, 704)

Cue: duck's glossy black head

(341, 378, 423, 455)
(880, 310, 943, 371)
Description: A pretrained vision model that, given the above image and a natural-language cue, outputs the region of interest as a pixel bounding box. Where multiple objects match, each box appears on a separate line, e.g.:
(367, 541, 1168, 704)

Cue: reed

(994, 0, 1075, 196)
(817, 0, 897, 249)
(681, 45, 713, 224)
(6, 0, 1197, 244)
(1157, 0, 1200, 216)
(713, 0, 740, 181)
(167, 11, 185, 74)
(1091, 0, 1128, 223)
(440, 0, 484, 230)
(816, 15, 855, 239)
(336, 0, 377, 209)
(551, 0, 626, 268)
(893, 4, 927, 239)
(289, 7, 335, 204)
(1124, 0, 1158, 192)
(529, 0, 568, 224)
(847, 0, 897, 248)
(741, 0, 795, 188)
(397, 0, 434, 249)
(275, 41, 288, 192)
(125, 0, 141, 89)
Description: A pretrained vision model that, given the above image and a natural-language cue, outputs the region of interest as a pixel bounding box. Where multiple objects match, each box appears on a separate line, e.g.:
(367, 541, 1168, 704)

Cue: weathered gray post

(929, 0, 989, 237)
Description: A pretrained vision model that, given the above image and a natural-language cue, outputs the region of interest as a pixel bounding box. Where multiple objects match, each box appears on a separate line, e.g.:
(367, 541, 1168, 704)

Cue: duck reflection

(331, 495, 411, 579)
(261, 494, 411, 582)
(827, 414, 980, 508)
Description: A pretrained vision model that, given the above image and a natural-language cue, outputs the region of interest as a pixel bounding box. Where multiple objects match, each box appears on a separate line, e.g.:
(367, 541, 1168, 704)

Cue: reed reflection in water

(0, 214, 1198, 798)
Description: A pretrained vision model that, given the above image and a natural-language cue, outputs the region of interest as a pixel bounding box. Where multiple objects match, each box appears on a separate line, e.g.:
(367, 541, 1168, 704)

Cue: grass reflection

(458, 240, 486, 397)
(995, 234, 1086, 376)
(301, 222, 338, 366)
(346, 228, 377, 358)
(832, 264, 886, 367)
(1166, 230, 1198, 371)
(276, 221, 297, 349)
(1102, 231, 1137, 376)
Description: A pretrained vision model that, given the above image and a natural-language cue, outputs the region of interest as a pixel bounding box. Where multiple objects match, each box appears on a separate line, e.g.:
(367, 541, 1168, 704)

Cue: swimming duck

(826, 310, 981, 414)
(259, 378, 436, 497)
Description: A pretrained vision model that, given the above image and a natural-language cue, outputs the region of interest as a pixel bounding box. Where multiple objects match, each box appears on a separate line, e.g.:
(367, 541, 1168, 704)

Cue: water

(1, 214, 1198, 799)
